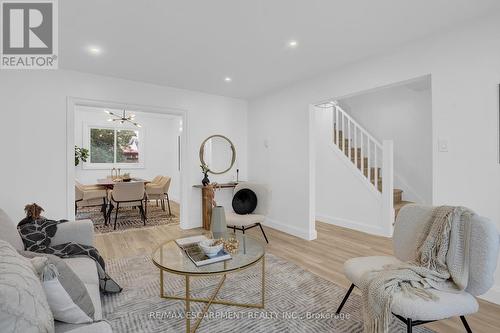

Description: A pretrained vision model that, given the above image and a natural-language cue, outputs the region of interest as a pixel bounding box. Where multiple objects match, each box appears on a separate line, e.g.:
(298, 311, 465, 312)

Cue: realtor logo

(1, 0, 58, 69)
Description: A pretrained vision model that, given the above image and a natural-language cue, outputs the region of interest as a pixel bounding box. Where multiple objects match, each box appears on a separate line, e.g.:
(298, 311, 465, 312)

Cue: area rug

(76, 205, 179, 234)
(102, 254, 435, 333)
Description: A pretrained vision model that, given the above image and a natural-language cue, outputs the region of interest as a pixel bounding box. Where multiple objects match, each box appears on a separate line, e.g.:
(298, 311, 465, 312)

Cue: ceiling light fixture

(287, 40, 298, 48)
(87, 46, 102, 55)
(224, 77, 232, 82)
(104, 109, 141, 127)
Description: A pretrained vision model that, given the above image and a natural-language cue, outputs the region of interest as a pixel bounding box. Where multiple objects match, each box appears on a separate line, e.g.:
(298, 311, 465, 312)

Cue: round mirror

(199, 135, 236, 175)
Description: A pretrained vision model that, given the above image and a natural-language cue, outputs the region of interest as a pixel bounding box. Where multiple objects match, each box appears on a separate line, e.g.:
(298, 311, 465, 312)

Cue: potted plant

(75, 146, 89, 166)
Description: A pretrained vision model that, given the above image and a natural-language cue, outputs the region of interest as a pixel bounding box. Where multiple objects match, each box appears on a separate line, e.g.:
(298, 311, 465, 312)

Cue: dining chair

(335, 204, 499, 333)
(75, 180, 108, 221)
(106, 182, 147, 230)
(145, 176, 172, 216)
(147, 175, 166, 208)
(225, 182, 270, 243)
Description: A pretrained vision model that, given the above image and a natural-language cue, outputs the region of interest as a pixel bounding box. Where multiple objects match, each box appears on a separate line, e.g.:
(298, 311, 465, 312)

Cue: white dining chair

(75, 180, 108, 220)
(146, 176, 172, 216)
(106, 182, 147, 230)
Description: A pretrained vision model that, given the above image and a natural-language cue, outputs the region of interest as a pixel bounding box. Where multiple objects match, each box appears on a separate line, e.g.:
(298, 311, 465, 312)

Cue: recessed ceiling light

(87, 46, 102, 55)
(224, 77, 232, 82)
(287, 40, 298, 48)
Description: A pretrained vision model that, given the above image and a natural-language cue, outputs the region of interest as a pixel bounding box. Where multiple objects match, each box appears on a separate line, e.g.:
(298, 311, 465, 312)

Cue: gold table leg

(186, 276, 190, 333)
(159, 256, 266, 333)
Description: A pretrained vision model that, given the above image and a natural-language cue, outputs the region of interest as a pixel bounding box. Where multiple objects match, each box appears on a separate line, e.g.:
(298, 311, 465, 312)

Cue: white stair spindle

(368, 140, 372, 183)
(336, 107, 340, 145)
(342, 114, 345, 152)
(354, 126, 357, 167)
(347, 119, 351, 159)
(374, 146, 378, 190)
(360, 132, 364, 172)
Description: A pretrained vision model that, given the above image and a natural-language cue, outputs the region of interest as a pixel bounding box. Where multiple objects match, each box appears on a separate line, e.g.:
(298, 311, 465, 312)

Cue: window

(85, 126, 143, 168)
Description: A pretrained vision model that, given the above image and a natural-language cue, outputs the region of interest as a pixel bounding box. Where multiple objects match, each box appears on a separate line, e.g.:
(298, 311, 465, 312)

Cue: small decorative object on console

(200, 164, 210, 186)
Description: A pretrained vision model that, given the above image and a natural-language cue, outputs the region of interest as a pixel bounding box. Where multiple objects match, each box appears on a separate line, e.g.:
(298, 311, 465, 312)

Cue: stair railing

(332, 101, 383, 190)
(327, 101, 394, 235)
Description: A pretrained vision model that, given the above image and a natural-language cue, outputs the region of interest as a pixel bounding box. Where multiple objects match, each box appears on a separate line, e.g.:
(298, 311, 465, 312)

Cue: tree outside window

(89, 127, 140, 165)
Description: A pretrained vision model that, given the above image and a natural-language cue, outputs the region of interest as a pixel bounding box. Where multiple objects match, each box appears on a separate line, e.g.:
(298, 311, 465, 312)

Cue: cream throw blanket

(360, 206, 473, 333)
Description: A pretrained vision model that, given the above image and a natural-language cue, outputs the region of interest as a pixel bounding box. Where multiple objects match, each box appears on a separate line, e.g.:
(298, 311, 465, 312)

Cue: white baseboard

(316, 213, 390, 237)
(478, 285, 500, 305)
(263, 218, 316, 240)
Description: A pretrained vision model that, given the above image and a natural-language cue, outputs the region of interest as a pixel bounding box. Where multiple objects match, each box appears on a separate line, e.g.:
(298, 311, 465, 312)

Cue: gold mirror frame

(199, 134, 236, 175)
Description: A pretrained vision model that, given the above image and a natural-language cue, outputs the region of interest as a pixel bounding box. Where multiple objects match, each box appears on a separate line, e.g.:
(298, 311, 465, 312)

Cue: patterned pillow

(0, 240, 54, 333)
(17, 219, 58, 252)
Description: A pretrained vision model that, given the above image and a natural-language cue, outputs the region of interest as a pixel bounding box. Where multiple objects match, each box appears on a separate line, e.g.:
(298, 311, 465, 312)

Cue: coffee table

(152, 234, 266, 333)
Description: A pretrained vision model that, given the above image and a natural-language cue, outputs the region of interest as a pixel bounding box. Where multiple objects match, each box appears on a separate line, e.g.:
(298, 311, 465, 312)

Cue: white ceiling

(60, 0, 500, 99)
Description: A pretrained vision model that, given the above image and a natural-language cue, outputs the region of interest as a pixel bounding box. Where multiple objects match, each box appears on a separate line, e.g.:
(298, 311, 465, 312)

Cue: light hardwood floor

(95, 202, 500, 333)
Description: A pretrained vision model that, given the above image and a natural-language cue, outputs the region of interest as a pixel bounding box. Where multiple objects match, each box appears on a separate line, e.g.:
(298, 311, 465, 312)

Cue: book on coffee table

(175, 236, 231, 267)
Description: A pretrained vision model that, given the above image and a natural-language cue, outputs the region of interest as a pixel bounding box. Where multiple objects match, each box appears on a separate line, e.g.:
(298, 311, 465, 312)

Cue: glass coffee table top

(152, 234, 265, 275)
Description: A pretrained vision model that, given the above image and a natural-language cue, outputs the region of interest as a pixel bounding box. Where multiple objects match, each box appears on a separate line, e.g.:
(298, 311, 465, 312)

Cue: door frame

(66, 97, 189, 228)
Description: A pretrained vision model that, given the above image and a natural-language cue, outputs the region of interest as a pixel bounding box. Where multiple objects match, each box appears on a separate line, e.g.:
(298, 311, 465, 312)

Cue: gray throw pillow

(0, 240, 54, 333)
(21, 251, 95, 322)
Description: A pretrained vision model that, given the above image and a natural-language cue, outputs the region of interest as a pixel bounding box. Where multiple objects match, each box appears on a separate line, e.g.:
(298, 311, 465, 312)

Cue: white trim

(478, 285, 500, 305)
(263, 217, 315, 240)
(316, 213, 389, 237)
(66, 97, 190, 229)
(308, 105, 318, 241)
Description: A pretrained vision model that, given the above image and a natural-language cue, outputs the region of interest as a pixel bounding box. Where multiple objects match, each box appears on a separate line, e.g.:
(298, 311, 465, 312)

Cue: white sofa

(0, 208, 112, 333)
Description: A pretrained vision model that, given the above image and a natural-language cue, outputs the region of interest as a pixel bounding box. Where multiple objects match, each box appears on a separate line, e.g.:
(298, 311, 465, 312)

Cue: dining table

(96, 178, 150, 189)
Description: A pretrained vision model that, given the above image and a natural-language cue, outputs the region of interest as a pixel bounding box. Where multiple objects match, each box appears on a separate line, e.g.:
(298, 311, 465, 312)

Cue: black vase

(202, 172, 210, 186)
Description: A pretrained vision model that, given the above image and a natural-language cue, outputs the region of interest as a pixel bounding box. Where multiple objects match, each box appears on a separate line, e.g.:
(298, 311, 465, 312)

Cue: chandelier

(104, 109, 141, 128)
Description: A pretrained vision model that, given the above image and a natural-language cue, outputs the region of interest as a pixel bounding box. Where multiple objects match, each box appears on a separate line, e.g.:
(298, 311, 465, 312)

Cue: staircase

(328, 101, 412, 219)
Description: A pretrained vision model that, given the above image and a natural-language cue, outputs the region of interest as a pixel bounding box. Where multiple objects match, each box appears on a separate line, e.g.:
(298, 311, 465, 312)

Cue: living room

(1, 1, 500, 333)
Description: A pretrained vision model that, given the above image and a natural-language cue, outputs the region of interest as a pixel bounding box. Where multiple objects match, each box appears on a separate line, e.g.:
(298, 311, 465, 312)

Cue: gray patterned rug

(102, 254, 435, 333)
(76, 204, 179, 234)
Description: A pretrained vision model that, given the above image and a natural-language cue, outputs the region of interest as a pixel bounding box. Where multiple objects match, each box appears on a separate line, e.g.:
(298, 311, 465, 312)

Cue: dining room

(73, 104, 183, 233)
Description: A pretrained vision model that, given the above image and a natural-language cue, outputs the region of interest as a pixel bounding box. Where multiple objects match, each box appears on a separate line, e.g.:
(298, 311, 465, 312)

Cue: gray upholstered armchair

(335, 204, 499, 333)
(226, 182, 270, 243)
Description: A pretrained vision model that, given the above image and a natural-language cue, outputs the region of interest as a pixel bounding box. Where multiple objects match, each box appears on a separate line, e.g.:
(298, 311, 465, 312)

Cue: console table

(193, 183, 237, 230)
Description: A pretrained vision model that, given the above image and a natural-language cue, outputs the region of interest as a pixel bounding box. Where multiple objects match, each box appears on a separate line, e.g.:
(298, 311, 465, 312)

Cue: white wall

(0, 70, 247, 229)
(74, 106, 182, 201)
(340, 82, 433, 204)
(248, 14, 500, 303)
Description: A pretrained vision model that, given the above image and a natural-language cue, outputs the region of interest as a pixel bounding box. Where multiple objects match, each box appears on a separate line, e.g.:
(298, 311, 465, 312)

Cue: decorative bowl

(198, 239, 223, 257)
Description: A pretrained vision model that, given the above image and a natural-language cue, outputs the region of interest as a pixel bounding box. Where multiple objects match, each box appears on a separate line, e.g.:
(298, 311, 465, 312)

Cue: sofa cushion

(0, 208, 24, 251)
(0, 240, 54, 333)
(22, 252, 95, 324)
(63, 257, 102, 321)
